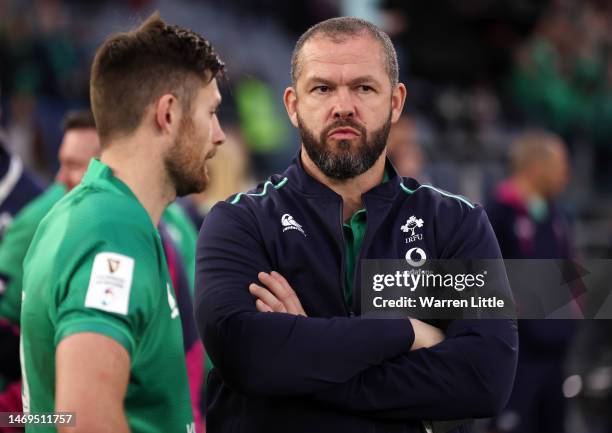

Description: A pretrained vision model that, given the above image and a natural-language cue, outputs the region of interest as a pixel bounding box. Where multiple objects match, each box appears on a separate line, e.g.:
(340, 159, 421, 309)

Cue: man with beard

(196, 17, 517, 433)
(20, 13, 225, 433)
(0, 110, 205, 431)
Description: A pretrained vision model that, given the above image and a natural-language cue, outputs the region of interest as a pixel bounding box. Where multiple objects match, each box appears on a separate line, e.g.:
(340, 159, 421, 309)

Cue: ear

(390, 83, 407, 124)
(154, 93, 180, 135)
(283, 86, 299, 128)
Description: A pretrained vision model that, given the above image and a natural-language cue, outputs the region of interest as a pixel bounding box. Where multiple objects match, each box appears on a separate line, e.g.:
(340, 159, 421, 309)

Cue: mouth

(327, 127, 361, 139)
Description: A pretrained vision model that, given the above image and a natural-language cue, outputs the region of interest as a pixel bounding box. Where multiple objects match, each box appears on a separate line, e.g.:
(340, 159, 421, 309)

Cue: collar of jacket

(282, 148, 403, 202)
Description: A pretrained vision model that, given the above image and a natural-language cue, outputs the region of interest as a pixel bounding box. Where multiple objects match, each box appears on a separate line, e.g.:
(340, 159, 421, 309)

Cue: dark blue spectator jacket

(196, 155, 518, 433)
(0, 142, 44, 240)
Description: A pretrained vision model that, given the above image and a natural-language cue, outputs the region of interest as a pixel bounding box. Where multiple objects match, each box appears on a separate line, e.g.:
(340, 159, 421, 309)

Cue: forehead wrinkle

(301, 49, 383, 71)
(296, 34, 385, 81)
(304, 74, 383, 89)
(301, 50, 384, 74)
(303, 49, 378, 64)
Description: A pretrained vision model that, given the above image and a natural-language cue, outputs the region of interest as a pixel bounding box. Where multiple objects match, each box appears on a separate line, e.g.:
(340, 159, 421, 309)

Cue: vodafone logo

(405, 247, 426, 267)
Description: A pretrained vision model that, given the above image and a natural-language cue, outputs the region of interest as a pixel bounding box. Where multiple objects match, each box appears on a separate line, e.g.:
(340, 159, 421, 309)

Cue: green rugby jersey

(20, 159, 194, 433)
(161, 204, 198, 294)
(0, 183, 65, 324)
(0, 183, 193, 325)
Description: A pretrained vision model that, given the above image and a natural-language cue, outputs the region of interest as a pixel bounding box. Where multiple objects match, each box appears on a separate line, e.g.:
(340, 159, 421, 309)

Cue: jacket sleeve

(312, 205, 519, 420)
(195, 201, 415, 396)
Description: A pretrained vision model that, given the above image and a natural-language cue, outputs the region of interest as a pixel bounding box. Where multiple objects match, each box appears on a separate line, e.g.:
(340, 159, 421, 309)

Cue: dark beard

(298, 112, 391, 180)
(164, 116, 207, 197)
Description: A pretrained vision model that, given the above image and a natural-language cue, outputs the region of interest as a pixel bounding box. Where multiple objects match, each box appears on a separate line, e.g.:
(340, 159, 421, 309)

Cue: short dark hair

(291, 17, 399, 86)
(90, 12, 225, 145)
(509, 129, 564, 173)
(61, 110, 96, 133)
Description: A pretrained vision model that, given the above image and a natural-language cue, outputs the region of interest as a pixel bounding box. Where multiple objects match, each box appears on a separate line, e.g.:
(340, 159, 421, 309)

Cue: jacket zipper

(351, 216, 368, 318)
(338, 201, 353, 317)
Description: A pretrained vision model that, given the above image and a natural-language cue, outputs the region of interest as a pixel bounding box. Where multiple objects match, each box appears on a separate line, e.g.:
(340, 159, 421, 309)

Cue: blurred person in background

(0, 163, 42, 432)
(0, 85, 44, 433)
(486, 129, 574, 433)
(19, 12, 224, 432)
(487, 130, 571, 259)
(0, 87, 44, 241)
(0, 109, 206, 432)
(386, 113, 427, 181)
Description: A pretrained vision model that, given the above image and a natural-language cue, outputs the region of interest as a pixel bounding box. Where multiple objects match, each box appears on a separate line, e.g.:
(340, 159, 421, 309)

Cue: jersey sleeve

(54, 231, 160, 358)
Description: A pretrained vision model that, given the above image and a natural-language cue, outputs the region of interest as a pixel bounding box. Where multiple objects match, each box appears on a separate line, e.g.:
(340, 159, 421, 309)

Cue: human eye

(312, 85, 331, 94)
(357, 84, 375, 93)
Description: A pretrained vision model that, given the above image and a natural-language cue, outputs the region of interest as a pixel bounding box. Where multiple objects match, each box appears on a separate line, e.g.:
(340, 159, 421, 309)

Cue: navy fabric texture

(196, 155, 518, 433)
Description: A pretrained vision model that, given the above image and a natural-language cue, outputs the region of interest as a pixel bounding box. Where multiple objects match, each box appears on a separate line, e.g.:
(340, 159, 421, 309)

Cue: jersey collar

(83, 159, 157, 230)
(83, 159, 138, 199)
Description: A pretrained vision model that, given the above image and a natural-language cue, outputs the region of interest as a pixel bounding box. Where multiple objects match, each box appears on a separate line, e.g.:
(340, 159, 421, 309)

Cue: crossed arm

(250, 271, 444, 351)
(250, 271, 517, 420)
(196, 203, 518, 420)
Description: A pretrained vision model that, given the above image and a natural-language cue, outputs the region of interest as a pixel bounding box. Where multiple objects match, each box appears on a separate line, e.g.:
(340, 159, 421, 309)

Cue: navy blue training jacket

(195, 155, 518, 433)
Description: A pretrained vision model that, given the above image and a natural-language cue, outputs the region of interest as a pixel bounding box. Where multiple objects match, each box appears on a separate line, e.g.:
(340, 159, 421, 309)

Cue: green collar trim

(230, 177, 289, 205)
(400, 182, 475, 209)
(343, 208, 366, 228)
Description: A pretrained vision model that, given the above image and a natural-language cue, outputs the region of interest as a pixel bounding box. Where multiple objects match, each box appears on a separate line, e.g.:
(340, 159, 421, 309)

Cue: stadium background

(1, 0, 612, 432)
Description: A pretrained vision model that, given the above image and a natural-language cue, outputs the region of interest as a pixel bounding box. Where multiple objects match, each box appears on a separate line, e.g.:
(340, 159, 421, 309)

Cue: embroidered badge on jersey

(85, 252, 134, 315)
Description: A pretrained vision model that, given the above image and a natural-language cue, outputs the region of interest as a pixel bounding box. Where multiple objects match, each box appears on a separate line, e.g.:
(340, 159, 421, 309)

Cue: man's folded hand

(249, 271, 307, 316)
(249, 271, 444, 351)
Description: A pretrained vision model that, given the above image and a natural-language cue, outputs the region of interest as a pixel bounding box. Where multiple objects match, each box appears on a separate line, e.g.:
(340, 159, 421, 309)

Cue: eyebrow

(305, 75, 381, 87)
(347, 75, 380, 86)
(304, 76, 335, 87)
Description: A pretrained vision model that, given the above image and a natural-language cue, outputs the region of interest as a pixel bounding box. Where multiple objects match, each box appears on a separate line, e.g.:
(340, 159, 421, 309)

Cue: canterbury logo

(281, 213, 306, 237)
(107, 259, 120, 274)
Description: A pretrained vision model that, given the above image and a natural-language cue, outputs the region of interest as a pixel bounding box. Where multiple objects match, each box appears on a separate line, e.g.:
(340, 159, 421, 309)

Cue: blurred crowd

(2, 0, 612, 255)
(1, 0, 612, 432)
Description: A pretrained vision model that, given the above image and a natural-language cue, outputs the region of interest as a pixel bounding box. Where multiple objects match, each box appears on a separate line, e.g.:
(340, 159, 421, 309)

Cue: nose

(332, 88, 355, 120)
(212, 115, 226, 146)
